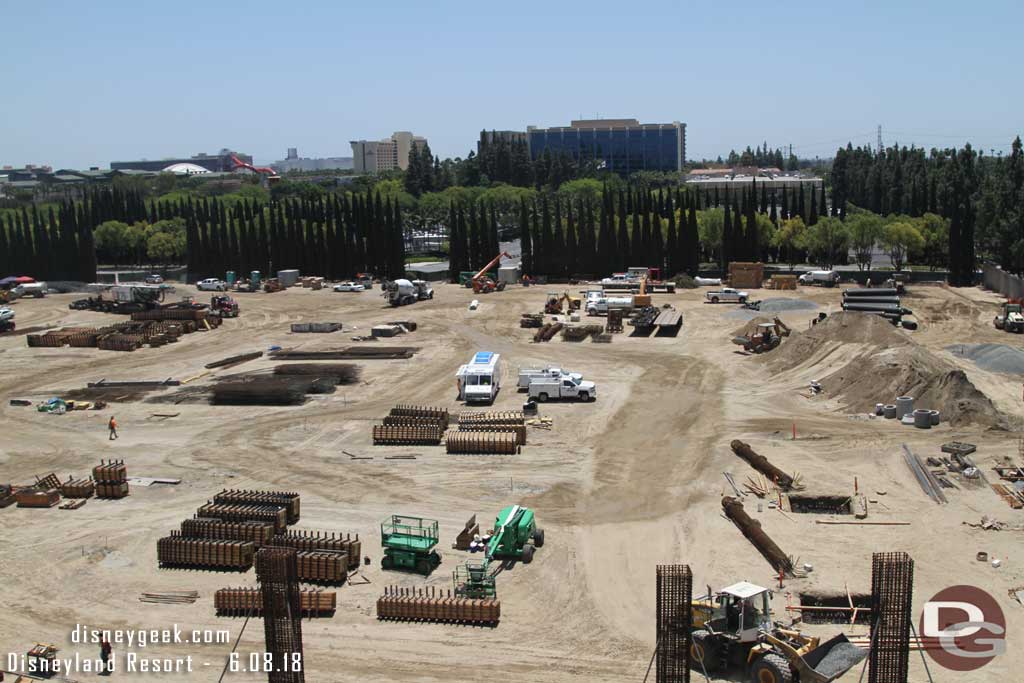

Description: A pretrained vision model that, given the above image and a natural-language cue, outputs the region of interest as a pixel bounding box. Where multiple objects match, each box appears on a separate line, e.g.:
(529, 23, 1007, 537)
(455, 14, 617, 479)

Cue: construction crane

(229, 154, 278, 176)
(471, 252, 512, 293)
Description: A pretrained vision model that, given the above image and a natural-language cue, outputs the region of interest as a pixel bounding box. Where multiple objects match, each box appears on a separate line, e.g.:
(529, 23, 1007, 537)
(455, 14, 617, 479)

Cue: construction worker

(108, 416, 118, 440)
(99, 637, 112, 674)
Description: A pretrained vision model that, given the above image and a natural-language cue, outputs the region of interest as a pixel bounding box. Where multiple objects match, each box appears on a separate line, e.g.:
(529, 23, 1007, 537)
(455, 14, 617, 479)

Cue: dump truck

(528, 374, 596, 402)
(380, 515, 442, 575)
(454, 505, 544, 598)
(691, 581, 867, 683)
(994, 302, 1024, 333)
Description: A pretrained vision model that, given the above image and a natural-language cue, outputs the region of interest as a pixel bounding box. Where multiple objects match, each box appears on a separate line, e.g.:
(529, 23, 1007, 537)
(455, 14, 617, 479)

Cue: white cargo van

(456, 351, 501, 404)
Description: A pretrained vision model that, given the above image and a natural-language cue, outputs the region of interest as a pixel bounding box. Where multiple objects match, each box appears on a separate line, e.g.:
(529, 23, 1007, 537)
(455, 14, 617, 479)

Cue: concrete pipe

(930, 410, 940, 426)
(913, 409, 932, 429)
(895, 396, 914, 419)
(883, 404, 897, 419)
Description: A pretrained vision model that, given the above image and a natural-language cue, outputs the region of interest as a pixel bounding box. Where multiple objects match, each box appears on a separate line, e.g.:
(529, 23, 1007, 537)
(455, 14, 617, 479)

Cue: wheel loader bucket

(794, 633, 868, 683)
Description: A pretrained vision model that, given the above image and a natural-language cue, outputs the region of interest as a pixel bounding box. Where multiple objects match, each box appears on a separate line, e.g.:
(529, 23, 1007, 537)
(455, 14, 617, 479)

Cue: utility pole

(877, 125, 883, 155)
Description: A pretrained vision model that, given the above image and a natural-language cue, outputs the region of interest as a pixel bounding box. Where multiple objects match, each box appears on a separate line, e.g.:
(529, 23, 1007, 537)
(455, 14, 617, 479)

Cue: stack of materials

(841, 288, 911, 324)
(377, 585, 500, 625)
(181, 518, 275, 547)
(294, 551, 348, 584)
(729, 262, 764, 289)
(93, 460, 129, 499)
(520, 313, 544, 328)
(875, 396, 940, 428)
(215, 588, 336, 617)
(27, 315, 220, 352)
(197, 502, 289, 532)
(15, 487, 61, 508)
(156, 532, 255, 570)
(298, 276, 324, 289)
(270, 346, 418, 360)
(768, 274, 798, 290)
(533, 322, 563, 343)
(561, 324, 604, 341)
(457, 411, 527, 446)
(446, 431, 520, 455)
(209, 376, 328, 405)
(60, 477, 95, 499)
(271, 530, 361, 569)
(290, 322, 343, 333)
(374, 405, 448, 445)
(271, 363, 361, 384)
(0, 484, 15, 508)
(213, 489, 300, 523)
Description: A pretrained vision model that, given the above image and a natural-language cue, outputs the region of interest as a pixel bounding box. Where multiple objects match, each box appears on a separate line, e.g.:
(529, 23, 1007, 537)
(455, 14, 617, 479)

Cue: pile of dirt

(947, 343, 1024, 376)
(772, 312, 1005, 428)
(758, 298, 819, 312)
(771, 312, 910, 370)
(732, 316, 776, 338)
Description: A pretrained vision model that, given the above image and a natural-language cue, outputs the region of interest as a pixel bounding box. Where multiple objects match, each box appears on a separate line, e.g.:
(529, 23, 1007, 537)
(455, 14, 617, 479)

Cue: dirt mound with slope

(771, 312, 1005, 428)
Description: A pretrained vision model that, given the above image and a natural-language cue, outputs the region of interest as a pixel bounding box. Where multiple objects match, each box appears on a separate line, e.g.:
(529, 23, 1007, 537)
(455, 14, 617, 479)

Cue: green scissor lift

(380, 514, 442, 575)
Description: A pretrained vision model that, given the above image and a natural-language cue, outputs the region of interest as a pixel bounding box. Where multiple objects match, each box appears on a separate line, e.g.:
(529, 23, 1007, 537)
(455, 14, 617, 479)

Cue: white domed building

(162, 162, 211, 175)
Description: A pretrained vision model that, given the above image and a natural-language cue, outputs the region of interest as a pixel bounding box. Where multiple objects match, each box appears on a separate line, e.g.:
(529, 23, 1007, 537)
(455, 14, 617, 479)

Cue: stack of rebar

(213, 490, 301, 524)
(271, 531, 361, 569)
(210, 378, 312, 405)
(197, 502, 289, 532)
(293, 551, 348, 585)
(373, 424, 443, 445)
(93, 459, 129, 499)
(215, 588, 336, 618)
(376, 585, 500, 625)
(457, 411, 527, 445)
(270, 347, 418, 360)
(181, 518, 276, 548)
(157, 532, 255, 570)
(272, 364, 361, 385)
(255, 547, 305, 683)
(533, 322, 563, 343)
(446, 431, 520, 455)
(730, 440, 796, 490)
(561, 324, 604, 341)
(60, 477, 95, 499)
(722, 496, 794, 575)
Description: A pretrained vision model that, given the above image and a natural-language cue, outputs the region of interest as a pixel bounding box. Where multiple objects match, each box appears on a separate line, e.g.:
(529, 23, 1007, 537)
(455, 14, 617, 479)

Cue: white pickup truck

(528, 375, 597, 402)
(517, 367, 583, 389)
(705, 287, 749, 304)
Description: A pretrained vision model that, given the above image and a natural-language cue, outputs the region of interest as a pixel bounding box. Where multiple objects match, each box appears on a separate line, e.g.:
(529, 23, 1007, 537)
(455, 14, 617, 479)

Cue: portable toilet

(250, 271, 261, 288)
(226, 270, 236, 286)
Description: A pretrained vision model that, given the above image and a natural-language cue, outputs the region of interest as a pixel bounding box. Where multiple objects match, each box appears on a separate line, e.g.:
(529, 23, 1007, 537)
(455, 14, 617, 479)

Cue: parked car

(197, 278, 227, 291)
(705, 287, 749, 304)
(333, 281, 366, 292)
(145, 274, 164, 284)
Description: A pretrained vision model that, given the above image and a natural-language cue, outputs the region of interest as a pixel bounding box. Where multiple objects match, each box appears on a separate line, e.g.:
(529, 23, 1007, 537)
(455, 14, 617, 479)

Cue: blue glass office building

(526, 119, 686, 176)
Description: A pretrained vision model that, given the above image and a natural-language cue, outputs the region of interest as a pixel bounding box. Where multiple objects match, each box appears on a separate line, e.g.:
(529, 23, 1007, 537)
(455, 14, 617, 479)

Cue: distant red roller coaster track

(230, 154, 276, 175)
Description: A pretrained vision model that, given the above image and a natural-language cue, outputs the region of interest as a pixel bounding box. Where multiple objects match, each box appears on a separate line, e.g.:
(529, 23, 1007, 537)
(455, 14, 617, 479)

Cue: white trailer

(456, 351, 502, 404)
(517, 366, 583, 390)
(528, 375, 597, 402)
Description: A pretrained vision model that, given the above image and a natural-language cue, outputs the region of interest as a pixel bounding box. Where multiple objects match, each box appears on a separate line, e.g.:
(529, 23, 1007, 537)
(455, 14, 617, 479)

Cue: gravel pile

(947, 343, 1024, 376)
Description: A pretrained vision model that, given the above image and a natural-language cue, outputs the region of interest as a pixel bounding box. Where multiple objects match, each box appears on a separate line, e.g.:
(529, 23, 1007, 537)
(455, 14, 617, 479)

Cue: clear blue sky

(1, 0, 1021, 169)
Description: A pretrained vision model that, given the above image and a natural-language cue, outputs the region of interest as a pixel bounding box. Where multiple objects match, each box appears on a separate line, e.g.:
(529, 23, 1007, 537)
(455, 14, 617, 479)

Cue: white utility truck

(798, 270, 840, 287)
(456, 352, 501, 404)
(517, 366, 583, 390)
(528, 374, 597, 402)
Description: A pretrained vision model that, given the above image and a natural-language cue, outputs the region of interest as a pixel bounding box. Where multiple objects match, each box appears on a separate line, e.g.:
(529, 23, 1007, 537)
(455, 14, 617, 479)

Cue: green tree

(845, 213, 883, 270)
(696, 208, 724, 259)
(772, 217, 806, 268)
(93, 220, 130, 266)
(915, 212, 950, 271)
(881, 220, 924, 271)
(797, 216, 848, 269)
(146, 231, 183, 265)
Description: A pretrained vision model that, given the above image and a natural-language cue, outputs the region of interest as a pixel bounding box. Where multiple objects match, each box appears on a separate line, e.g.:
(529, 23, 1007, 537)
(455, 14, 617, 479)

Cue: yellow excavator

(690, 582, 866, 683)
(544, 291, 581, 314)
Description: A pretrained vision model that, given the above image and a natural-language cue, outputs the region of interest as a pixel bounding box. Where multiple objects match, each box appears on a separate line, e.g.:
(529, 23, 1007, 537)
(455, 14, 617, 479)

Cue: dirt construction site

(2, 279, 1023, 681)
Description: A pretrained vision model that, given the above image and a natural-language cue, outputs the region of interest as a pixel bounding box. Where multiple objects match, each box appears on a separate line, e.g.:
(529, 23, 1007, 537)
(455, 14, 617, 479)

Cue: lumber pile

(157, 534, 254, 570)
(768, 274, 798, 290)
(271, 531, 361, 569)
(140, 591, 199, 605)
(215, 588, 336, 617)
(452, 515, 480, 550)
(728, 261, 764, 289)
(377, 586, 500, 625)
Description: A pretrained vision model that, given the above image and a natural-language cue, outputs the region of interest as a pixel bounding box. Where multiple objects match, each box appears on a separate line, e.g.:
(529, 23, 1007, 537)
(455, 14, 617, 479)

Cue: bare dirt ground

(1, 280, 1022, 681)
